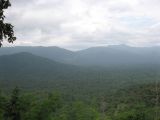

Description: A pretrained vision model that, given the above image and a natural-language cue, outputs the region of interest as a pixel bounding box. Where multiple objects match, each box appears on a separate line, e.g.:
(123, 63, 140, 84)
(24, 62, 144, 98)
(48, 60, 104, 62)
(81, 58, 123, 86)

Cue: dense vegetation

(0, 83, 160, 120)
(0, 51, 160, 120)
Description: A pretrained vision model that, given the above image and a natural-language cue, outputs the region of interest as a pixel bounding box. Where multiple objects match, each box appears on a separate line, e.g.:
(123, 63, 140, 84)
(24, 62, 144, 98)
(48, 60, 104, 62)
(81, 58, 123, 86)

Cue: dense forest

(0, 83, 160, 120)
(1, 47, 160, 120)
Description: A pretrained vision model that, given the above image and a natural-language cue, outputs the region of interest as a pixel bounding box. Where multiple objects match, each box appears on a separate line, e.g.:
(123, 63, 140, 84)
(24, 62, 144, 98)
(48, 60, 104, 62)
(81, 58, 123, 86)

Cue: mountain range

(0, 45, 160, 67)
(0, 45, 160, 90)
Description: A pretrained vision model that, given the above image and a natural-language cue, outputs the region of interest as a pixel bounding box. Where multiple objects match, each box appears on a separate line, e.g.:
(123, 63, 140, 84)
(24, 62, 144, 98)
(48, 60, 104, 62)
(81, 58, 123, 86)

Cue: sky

(4, 0, 160, 50)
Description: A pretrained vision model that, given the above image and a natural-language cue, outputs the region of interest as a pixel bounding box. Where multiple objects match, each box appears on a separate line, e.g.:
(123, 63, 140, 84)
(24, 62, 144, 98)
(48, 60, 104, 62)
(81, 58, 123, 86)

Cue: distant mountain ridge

(0, 52, 80, 81)
(0, 45, 160, 66)
(0, 46, 75, 63)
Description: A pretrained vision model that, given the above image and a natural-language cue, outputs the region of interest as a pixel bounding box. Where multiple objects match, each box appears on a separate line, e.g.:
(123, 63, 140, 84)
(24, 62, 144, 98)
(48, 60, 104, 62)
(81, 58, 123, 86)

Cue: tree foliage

(3, 87, 21, 120)
(0, 0, 16, 47)
(0, 83, 160, 120)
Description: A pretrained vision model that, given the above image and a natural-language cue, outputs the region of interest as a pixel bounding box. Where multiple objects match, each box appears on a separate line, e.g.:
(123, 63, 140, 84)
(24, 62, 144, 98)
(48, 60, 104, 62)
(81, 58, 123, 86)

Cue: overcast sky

(4, 0, 160, 50)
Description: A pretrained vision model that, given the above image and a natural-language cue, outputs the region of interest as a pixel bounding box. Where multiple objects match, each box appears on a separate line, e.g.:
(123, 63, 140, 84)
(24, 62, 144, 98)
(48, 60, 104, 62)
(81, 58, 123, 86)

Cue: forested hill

(0, 52, 159, 93)
(0, 45, 160, 67)
(0, 52, 78, 73)
(0, 46, 75, 63)
(0, 52, 82, 87)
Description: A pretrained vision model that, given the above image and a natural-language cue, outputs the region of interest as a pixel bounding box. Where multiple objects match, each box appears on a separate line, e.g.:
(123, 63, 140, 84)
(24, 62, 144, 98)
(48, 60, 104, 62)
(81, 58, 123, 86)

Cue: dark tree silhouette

(0, 0, 16, 47)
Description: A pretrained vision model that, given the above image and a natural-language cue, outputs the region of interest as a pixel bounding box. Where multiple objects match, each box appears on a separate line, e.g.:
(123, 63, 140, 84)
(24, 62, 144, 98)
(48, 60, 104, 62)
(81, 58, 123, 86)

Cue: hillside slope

(0, 52, 80, 82)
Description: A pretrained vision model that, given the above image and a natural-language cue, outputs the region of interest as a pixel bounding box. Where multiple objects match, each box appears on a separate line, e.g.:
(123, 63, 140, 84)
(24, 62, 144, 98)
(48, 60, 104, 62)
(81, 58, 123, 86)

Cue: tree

(26, 92, 62, 120)
(3, 87, 21, 120)
(0, 0, 16, 47)
(68, 102, 99, 120)
(0, 91, 6, 119)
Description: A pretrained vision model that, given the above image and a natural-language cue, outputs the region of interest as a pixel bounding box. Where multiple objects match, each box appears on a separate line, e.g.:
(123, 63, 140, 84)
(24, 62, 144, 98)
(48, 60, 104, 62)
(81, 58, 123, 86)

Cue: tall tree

(4, 87, 21, 120)
(0, 0, 16, 47)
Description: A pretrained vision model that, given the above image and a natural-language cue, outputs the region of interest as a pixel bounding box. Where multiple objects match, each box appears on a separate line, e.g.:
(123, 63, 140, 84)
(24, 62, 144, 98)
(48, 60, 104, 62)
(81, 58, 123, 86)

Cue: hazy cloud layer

(4, 0, 160, 50)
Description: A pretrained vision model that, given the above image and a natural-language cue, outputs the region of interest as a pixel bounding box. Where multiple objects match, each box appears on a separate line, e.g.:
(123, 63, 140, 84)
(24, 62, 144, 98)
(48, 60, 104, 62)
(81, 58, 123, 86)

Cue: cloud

(3, 0, 160, 50)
